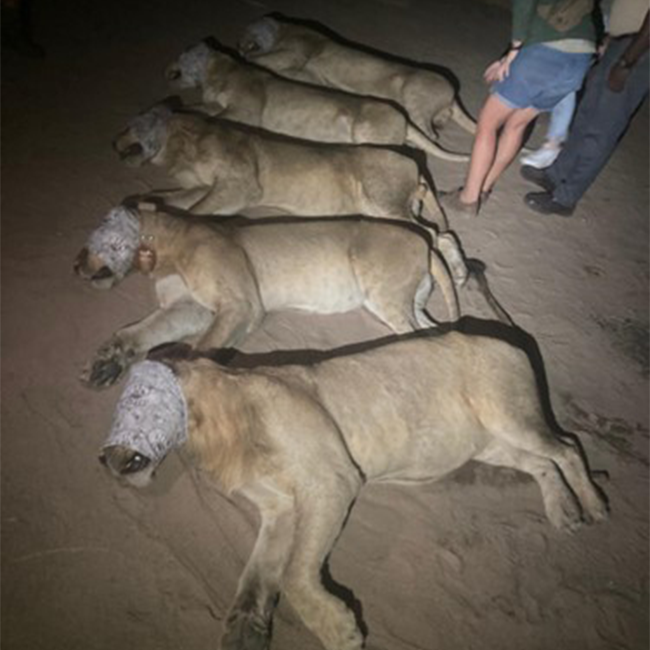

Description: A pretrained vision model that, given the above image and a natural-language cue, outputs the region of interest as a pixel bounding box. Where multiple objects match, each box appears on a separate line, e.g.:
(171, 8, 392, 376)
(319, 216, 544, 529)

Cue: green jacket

(512, 0, 597, 45)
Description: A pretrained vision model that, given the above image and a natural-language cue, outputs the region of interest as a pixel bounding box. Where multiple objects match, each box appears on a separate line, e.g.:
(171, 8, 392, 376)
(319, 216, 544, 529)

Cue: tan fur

(113, 107, 449, 232)
(168, 45, 469, 161)
(239, 16, 477, 138)
(76, 206, 459, 389)
(180, 363, 277, 492)
(105, 332, 608, 650)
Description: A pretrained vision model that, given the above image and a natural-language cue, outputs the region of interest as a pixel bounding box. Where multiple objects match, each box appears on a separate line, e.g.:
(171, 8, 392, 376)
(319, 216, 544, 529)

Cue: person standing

(440, 0, 597, 217)
(523, 2, 649, 216)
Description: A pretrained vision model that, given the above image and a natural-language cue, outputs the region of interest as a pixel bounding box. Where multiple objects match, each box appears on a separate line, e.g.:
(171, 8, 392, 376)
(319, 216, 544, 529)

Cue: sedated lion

(238, 15, 477, 139)
(100, 332, 608, 650)
(74, 203, 461, 389)
(165, 40, 469, 162)
(112, 101, 450, 232)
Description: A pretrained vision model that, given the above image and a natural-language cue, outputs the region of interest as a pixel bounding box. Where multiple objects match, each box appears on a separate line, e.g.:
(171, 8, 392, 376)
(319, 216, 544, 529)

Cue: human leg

(547, 91, 577, 142)
(453, 94, 515, 206)
(482, 106, 538, 192)
(534, 39, 648, 209)
(520, 91, 577, 168)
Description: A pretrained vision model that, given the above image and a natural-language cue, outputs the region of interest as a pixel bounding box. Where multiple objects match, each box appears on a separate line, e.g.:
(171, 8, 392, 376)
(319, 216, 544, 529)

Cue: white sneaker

(520, 145, 561, 169)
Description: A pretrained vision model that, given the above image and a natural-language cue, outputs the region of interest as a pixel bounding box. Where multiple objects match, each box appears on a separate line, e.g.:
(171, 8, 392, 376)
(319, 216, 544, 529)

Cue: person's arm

(511, 0, 537, 43)
(484, 0, 535, 83)
(608, 11, 649, 92)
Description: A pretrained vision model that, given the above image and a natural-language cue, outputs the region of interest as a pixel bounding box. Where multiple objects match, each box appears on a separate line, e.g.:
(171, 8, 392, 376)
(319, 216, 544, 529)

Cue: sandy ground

(2, 1, 648, 649)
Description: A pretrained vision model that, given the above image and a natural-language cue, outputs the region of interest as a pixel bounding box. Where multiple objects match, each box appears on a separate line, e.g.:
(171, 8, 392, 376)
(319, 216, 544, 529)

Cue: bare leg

(460, 95, 515, 205)
(482, 106, 538, 193)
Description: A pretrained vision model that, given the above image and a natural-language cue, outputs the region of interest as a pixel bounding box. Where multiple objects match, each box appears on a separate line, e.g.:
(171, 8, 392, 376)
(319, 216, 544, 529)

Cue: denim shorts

(492, 44, 593, 111)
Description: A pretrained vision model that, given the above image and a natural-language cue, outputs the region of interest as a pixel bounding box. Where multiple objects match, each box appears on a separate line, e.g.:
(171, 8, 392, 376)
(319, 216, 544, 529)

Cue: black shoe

(521, 165, 555, 192)
(524, 191, 575, 217)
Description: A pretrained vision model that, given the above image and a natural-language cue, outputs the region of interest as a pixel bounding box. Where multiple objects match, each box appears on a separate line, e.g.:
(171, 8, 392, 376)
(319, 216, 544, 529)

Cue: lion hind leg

(283, 490, 364, 650)
(363, 291, 422, 333)
(475, 440, 584, 532)
(530, 435, 609, 525)
(412, 179, 449, 233)
(478, 430, 608, 529)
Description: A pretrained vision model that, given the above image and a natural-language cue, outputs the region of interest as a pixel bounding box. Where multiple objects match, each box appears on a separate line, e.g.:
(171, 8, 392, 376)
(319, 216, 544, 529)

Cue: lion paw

(546, 490, 584, 533)
(81, 338, 137, 390)
(220, 609, 272, 650)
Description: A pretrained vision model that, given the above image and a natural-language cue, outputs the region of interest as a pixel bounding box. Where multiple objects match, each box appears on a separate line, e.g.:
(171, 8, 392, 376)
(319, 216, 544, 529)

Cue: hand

(597, 36, 610, 59)
(607, 60, 631, 93)
(484, 48, 519, 84)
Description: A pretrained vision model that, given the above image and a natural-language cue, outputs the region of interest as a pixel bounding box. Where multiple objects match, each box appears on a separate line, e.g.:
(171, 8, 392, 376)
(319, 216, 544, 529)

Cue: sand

(2, 1, 648, 649)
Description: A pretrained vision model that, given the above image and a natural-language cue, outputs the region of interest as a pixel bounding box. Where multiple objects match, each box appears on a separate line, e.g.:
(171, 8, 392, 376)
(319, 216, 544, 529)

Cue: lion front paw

(80, 338, 137, 390)
(220, 609, 272, 650)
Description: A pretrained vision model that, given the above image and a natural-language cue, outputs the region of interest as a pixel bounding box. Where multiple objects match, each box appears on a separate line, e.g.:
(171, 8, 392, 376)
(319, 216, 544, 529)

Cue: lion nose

(92, 266, 114, 281)
(238, 41, 258, 55)
(116, 142, 144, 160)
(166, 66, 182, 81)
(73, 248, 89, 275)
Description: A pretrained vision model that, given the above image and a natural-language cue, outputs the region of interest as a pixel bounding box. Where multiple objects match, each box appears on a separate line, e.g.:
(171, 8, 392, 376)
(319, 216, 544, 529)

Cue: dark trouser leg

(547, 38, 649, 207)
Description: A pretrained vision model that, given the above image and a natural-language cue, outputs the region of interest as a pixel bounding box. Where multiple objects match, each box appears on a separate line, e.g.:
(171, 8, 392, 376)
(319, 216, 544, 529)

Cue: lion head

(166, 40, 214, 89)
(74, 206, 140, 289)
(112, 102, 173, 167)
(100, 360, 188, 488)
(238, 17, 280, 57)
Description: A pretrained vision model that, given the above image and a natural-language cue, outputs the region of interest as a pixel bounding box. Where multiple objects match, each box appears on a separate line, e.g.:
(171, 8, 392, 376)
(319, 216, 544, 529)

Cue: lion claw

(81, 339, 135, 390)
(221, 609, 272, 650)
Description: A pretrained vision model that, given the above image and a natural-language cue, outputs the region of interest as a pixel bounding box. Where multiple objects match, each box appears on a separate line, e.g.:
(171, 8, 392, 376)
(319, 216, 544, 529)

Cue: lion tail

(405, 124, 470, 163)
(465, 259, 514, 326)
(429, 248, 461, 323)
(450, 100, 477, 135)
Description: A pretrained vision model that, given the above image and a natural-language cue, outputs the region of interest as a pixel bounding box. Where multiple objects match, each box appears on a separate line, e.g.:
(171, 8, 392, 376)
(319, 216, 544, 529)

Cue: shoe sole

(520, 166, 555, 193)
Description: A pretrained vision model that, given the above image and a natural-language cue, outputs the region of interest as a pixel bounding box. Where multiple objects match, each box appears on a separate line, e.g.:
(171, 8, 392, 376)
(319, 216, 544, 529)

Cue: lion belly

(306, 334, 501, 481)
(255, 147, 359, 215)
(240, 223, 364, 313)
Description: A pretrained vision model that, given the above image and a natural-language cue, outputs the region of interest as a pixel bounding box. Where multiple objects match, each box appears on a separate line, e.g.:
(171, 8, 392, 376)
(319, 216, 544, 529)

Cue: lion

(74, 204, 463, 389)
(112, 101, 450, 232)
(238, 15, 477, 139)
(165, 40, 469, 162)
(100, 332, 608, 650)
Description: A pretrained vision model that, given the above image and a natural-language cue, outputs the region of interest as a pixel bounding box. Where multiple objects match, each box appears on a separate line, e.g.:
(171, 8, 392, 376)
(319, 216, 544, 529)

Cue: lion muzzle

(74, 247, 116, 285)
(165, 64, 182, 83)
